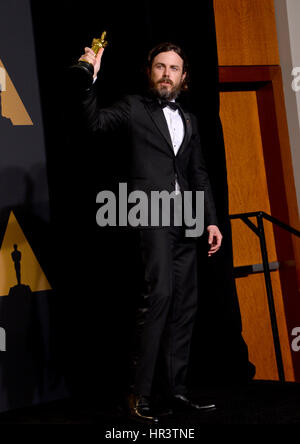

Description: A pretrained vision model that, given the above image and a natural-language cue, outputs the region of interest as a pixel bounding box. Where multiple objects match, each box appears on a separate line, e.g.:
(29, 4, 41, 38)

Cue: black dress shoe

(128, 394, 159, 423)
(171, 394, 217, 413)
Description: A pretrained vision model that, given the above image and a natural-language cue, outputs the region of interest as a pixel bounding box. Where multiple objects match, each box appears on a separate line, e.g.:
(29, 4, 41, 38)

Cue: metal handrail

(229, 211, 300, 382)
(230, 211, 300, 237)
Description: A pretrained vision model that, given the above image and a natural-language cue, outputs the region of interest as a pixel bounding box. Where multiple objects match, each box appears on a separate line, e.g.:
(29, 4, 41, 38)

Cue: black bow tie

(159, 99, 180, 111)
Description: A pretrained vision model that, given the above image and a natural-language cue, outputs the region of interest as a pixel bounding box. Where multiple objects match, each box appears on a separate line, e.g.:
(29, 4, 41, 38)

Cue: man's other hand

(207, 225, 222, 257)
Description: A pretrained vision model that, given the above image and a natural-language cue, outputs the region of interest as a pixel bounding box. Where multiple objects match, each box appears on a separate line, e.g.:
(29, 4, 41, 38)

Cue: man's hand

(78, 47, 104, 79)
(207, 225, 222, 257)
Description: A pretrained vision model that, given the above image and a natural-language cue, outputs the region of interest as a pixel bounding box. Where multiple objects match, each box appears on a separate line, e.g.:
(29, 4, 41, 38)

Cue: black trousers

(132, 224, 198, 397)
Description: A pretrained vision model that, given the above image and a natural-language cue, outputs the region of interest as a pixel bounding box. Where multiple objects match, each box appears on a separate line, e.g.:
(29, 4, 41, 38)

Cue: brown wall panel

(236, 272, 294, 381)
(269, 69, 300, 286)
(213, 0, 280, 66)
(214, 0, 300, 380)
(220, 90, 294, 380)
(220, 91, 277, 266)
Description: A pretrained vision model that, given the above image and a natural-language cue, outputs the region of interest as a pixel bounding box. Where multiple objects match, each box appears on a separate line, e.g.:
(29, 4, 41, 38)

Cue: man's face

(149, 50, 186, 100)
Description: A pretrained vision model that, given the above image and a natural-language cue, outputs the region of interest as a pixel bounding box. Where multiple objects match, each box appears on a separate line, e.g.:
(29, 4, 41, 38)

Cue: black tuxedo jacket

(80, 85, 218, 227)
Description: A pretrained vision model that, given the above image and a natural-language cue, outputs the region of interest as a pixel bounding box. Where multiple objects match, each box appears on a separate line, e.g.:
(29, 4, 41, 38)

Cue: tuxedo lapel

(143, 99, 174, 155)
(176, 109, 192, 157)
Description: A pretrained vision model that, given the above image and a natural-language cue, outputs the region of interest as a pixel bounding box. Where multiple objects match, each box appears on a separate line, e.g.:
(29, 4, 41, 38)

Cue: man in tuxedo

(77, 41, 222, 422)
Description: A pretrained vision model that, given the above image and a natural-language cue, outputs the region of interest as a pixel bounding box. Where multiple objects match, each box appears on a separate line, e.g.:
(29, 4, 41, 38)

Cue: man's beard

(149, 77, 182, 101)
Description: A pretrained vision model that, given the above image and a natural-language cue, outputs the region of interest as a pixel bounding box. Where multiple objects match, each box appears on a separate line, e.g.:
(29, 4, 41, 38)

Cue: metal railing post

(256, 212, 285, 382)
(229, 210, 300, 382)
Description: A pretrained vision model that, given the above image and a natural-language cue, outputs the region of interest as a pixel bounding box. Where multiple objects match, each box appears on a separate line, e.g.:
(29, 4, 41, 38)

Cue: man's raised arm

(71, 45, 129, 133)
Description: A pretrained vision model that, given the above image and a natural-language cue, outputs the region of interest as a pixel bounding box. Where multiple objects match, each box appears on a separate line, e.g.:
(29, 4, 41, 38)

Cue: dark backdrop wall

(30, 0, 255, 400)
(0, 0, 67, 412)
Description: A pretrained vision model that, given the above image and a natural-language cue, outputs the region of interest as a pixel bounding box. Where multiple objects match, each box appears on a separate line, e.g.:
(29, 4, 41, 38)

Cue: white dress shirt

(162, 102, 185, 194)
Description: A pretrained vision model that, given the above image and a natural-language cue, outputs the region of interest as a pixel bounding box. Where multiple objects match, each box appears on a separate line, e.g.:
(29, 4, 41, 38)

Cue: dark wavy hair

(147, 42, 189, 91)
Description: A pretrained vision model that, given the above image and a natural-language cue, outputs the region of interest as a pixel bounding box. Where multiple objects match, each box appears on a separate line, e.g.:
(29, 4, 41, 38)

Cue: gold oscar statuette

(90, 31, 108, 55)
(70, 31, 108, 88)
